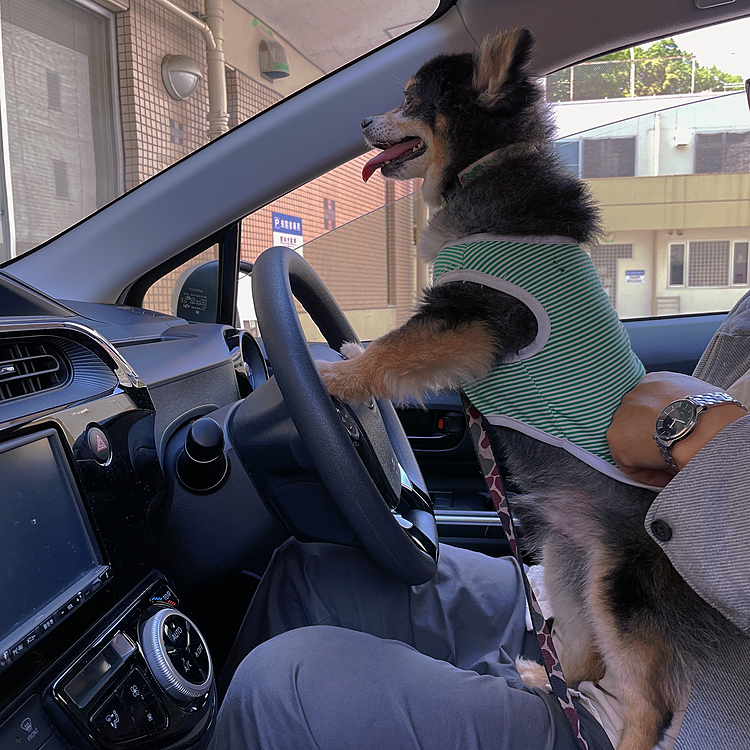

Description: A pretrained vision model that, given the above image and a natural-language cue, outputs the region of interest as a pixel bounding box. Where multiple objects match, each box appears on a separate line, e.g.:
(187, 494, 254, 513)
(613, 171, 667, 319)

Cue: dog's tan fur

(586, 550, 688, 750)
(318, 319, 495, 404)
(473, 29, 527, 107)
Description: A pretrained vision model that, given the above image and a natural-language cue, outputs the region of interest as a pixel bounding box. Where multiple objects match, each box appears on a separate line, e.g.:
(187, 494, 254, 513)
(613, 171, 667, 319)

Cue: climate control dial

(140, 609, 213, 702)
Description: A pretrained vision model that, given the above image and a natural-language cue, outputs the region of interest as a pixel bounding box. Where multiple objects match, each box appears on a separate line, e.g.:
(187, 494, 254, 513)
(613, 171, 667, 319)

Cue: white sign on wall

(272, 211, 304, 256)
(626, 270, 645, 284)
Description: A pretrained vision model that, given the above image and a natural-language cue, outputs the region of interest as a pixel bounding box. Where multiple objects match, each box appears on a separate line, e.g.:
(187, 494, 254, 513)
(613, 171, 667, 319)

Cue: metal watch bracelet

(656, 392, 747, 471)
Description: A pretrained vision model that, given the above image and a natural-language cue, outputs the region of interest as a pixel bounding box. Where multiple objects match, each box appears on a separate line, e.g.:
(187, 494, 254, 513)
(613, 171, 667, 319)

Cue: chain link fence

(546, 56, 744, 102)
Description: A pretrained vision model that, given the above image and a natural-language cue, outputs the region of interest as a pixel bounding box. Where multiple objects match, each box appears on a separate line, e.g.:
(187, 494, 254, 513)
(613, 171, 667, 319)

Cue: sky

(663, 17, 750, 78)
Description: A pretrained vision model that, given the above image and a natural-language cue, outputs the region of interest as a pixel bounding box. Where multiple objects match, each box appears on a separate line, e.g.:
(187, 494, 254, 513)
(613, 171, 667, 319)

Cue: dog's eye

(403, 92, 414, 107)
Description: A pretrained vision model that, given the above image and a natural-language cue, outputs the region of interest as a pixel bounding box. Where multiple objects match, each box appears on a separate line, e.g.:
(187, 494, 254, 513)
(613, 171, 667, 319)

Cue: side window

(236, 153, 426, 342)
(548, 18, 749, 318)
(142, 152, 426, 343)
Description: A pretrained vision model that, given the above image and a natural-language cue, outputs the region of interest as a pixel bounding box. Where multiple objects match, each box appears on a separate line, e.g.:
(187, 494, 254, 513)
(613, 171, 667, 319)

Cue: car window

(546, 17, 750, 318)
(143, 151, 423, 339)
(149, 15, 750, 334)
(0, 0, 438, 261)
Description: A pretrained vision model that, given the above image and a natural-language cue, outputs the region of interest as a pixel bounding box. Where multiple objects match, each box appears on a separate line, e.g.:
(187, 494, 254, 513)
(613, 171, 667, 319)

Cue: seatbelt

(464, 402, 589, 750)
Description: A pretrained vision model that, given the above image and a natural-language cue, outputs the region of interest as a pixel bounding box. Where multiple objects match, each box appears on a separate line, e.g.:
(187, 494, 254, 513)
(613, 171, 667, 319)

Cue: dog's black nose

(361, 117, 374, 130)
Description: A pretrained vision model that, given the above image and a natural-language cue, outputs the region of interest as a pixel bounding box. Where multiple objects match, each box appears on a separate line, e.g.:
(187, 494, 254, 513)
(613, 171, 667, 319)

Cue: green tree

(546, 38, 743, 101)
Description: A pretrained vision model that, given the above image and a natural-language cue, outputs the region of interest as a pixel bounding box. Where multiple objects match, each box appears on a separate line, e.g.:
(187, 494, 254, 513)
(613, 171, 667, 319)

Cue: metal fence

(545, 56, 744, 102)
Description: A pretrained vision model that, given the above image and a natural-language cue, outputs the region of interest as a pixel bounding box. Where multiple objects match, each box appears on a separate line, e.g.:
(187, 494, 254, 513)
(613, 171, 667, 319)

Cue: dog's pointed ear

(473, 29, 534, 108)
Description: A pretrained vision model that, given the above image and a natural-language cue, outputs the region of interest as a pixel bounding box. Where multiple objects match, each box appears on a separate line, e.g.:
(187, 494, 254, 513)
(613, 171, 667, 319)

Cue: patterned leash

(464, 402, 589, 750)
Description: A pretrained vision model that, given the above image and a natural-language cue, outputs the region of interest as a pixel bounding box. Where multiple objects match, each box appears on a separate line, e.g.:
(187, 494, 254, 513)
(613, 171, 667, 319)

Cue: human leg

(212, 624, 605, 750)
(222, 539, 540, 682)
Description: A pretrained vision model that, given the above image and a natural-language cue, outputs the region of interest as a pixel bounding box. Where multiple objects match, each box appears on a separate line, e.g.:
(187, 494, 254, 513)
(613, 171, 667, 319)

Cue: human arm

(608, 370, 750, 632)
(606, 371, 748, 486)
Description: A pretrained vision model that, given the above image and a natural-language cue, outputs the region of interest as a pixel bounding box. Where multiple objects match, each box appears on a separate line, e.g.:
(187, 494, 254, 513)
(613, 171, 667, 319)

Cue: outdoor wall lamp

(162, 54, 203, 100)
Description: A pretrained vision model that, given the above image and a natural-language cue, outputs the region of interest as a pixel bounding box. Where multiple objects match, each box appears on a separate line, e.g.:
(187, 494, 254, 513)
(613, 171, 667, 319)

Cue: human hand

(607, 371, 747, 486)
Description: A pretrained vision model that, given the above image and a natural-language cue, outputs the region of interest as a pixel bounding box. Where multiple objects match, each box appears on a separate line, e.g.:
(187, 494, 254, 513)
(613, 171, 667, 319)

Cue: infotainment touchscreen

(0, 430, 108, 668)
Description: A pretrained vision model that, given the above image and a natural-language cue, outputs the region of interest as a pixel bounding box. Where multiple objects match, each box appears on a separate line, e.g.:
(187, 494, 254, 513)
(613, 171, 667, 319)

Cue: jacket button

(651, 519, 672, 542)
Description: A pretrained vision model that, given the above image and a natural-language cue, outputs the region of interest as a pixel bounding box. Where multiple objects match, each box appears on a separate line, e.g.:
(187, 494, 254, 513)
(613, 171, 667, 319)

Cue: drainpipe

(203, 0, 229, 139)
(152, 0, 229, 140)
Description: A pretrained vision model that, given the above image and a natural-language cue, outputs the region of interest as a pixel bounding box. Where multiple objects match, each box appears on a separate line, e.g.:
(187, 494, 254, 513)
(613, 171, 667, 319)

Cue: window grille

(688, 241, 730, 287)
(582, 138, 636, 178)
(590, 243, 633, 305)
(695, 133, 750, 174)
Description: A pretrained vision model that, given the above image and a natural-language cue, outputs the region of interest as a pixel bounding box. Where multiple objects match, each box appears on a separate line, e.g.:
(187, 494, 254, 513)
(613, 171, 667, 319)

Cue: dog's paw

(316, 358, 370, 403)
(515, 657, 551, 692)
(340, 341, 365, 360)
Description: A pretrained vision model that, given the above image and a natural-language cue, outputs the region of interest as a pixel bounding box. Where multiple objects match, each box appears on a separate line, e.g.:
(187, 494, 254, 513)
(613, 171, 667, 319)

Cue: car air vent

(0, 340, 69, 401)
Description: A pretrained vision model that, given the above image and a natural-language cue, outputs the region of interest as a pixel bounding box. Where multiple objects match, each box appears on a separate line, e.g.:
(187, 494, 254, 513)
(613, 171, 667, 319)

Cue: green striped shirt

(433, 235, 646, 471)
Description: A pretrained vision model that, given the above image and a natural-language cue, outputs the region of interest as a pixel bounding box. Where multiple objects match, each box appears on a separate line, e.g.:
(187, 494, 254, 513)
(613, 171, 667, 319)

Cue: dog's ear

(473, 29, 534, 108)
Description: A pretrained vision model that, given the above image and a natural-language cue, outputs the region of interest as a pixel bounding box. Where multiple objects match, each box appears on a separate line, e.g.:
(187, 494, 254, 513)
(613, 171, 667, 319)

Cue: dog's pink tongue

(362, 138, 421, 182)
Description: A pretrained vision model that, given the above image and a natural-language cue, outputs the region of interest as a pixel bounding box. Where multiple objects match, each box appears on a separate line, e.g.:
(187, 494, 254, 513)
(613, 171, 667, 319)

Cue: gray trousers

(211, 541, 613, 750)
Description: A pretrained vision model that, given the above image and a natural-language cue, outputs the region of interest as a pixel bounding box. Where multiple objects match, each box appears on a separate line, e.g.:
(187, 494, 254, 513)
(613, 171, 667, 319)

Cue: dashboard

(0, 272, 285, 750)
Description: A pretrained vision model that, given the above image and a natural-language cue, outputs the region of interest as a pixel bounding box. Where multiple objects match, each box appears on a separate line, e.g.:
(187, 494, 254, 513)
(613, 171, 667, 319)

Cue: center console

(0, 325, 217, 750)
(52, 577, 214, 749)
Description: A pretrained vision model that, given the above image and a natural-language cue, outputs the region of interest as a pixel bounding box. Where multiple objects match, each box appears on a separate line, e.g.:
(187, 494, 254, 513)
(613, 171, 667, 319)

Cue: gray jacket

(646, 291, 750, 749)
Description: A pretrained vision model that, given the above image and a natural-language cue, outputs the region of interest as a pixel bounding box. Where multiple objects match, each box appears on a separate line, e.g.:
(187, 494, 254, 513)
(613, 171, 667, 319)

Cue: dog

(317, 30, 739, 750)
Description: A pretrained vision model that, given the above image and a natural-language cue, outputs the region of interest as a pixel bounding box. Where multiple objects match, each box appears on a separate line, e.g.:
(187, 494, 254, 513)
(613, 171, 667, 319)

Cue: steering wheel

(249, 245, 438, 585)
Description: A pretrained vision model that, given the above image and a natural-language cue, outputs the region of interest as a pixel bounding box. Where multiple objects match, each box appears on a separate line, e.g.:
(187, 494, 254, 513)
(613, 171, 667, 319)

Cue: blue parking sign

(272, 212, 303, 236)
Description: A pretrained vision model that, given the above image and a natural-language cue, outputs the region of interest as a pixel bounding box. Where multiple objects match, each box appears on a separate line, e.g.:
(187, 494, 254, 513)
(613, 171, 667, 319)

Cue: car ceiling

(6, 0, 750, 305)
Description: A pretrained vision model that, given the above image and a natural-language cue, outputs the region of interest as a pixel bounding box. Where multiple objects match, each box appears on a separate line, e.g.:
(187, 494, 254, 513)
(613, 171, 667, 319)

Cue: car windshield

(0, 0, 437, 261)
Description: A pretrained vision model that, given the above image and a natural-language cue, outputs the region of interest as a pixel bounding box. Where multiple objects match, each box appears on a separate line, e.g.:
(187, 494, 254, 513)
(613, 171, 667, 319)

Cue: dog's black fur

(318, 30, 741, 750)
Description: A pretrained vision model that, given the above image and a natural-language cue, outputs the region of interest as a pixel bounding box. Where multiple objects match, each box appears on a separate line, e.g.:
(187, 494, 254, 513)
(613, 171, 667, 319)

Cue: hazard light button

(87, 427, 112, 465)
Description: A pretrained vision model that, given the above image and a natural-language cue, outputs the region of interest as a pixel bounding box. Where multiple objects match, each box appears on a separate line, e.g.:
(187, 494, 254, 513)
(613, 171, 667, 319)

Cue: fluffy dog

(318, 29, 738, 750)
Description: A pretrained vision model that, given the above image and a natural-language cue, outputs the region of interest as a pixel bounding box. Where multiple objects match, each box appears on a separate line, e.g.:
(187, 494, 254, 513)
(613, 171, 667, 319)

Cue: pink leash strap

(464, 403, 589, 750)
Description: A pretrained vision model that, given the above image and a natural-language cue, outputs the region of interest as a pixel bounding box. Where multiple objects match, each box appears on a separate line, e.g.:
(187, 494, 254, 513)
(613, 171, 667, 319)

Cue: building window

(169, 119, 184, 146)
(688, 240, 730, 287)
(46, 70, 61, 111)
(695, 132, 750, 174)
(581, 137, 636, 178)
(733, 241, 749, 285)
(0, 0, 122, 257)
(553, 140, 580, 176)
(323, 198, 336, 230)
(670, 240, 744, 288)
(53, 160, 69, 199)
(669, 243, 685, 286)
(590, 243, 633, 305)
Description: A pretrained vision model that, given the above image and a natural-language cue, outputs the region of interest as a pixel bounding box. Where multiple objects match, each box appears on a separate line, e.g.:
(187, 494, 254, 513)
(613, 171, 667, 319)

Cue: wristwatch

(653, 392, 747, 470)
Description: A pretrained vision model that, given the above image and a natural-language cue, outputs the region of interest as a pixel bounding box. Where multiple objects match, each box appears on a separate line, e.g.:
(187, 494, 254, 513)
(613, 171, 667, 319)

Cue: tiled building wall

(117, 0, 210, 191)
(122, 4, 419, 332)
(228, 68, 418, 329)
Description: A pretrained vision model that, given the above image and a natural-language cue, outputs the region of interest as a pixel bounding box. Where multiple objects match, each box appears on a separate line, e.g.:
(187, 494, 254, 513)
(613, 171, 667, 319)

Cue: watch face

(656, 399, 698, 441)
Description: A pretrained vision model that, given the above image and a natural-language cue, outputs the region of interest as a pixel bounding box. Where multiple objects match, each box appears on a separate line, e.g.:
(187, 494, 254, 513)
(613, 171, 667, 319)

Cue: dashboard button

(0, 696, 54, 750)
(141, 609, 213, 701)
(39, 616, 56, 633)
(90, 694, 137, 742)
(86, 428, 111, 465)
(163, 616, 188, 649)
(117, 670, 167, 736)
(57, 600, 75, 619)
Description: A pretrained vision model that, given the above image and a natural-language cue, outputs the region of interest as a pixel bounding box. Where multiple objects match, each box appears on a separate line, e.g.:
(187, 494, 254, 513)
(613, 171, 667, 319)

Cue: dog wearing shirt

(317, 29, 739, 750)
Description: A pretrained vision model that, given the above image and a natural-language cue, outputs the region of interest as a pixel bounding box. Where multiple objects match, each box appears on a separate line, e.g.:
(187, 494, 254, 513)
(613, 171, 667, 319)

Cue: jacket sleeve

(644, 414, 750, 634)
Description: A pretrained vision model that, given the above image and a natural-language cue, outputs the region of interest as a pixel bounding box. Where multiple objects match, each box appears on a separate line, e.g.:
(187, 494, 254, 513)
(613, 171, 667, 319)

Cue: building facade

(0, 0, 423, 340)
(552, 91, 750, 318)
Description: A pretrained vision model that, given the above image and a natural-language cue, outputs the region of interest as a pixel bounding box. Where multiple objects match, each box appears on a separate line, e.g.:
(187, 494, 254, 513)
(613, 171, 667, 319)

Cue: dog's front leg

(317, 317, 496, 404)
